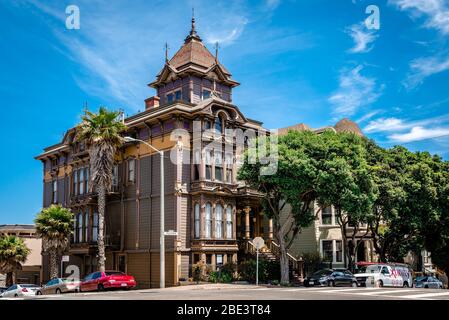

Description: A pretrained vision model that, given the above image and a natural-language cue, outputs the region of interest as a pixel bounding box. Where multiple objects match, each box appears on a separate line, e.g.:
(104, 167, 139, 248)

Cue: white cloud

(389, 126, 449, 142)
(364, 117, 409, 133)
(328, 65, 382, 117)
(404, 54, 449, 88)
(390, 0, 449, 34)
(346, 23, 378, 53)
(204, 17, 248, 46)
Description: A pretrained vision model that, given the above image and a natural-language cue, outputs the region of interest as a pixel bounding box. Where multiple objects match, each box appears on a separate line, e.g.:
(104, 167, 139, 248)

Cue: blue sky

(1, 0, 449, 224)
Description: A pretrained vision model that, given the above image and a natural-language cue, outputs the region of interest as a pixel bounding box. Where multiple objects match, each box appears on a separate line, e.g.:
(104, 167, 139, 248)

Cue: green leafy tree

(0, 235, 30, 286)
(35, 204, 74, 279)
(239, 130, 326, 284)
(314, 131, 376, 270)
(76, 107, 126, 272)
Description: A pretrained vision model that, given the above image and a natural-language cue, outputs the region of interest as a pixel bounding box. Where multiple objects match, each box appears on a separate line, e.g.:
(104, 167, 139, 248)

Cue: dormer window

(167, 93, 174, 104)
(175, 90, 182, 101)
(202, 90, 211, 100)
(214, 117, 223, 134)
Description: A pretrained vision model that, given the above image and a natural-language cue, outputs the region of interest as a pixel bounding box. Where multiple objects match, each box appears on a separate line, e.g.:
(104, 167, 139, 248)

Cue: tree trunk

(279, 237, 290, 285)
(49, 248, 59, 279)
(6, 272, 13, 287)
(97, 184, 106, 272)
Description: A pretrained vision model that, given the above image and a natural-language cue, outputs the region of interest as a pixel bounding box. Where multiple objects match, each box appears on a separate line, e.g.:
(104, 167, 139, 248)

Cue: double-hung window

(335, 240, 343, 262)
(92, 212, 99, 242)
(194, 204, 200, 239)
(226, 206, 233, 239)
(202, 90, 211, 100)
(128, 159, 136, 183)
(112, 165, 119, 187)
(205, 150, 212, 180)
(321, 206, 332, 225)
(73, 169, 78, 196)
(78, 213, 83, 243)
(79, 168, 85, 195)
(214, 152, 223, 181)
(84, 209, 89, 242)
(322, 240, 333, 262)
(205, 203, 212, 238)
(174, 90, 182, 101)
(215, 204, 223, 239)
(52, 180, 58, 204)
(225, 153, 233, 183)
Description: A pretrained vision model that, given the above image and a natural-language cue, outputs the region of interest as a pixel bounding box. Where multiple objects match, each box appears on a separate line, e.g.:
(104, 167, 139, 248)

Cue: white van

(354, 264, 413, 288)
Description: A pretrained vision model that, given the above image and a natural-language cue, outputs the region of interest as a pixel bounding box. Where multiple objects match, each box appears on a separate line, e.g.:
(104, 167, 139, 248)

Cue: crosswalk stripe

(399, 292, 449, 299)
(356, 289, 416, 295)
(317, 288, 382, 293)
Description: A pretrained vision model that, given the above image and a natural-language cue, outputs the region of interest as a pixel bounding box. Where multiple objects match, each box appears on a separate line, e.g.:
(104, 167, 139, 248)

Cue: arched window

(92, 212, 99, 242)
(78, 213, 83, 242)
(215, 204, 223, 239)
(194, 203, 200, 239)
(226, 206, 233, 239)
(214, 116, 222, 134)
(205, 203, 212, 238)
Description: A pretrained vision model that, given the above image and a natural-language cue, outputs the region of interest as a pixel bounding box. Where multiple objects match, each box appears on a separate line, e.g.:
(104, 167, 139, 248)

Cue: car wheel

(352, 282, 358, 288)
(403, 282, 409, 288)
(98, 284, 105, 292)
(14, 294, 18, 297)
(36, 291, 42, 295)
(425, 285, 429, 289)
(56, 288, 62, 294)
(377, 280, 383, 288)
(328, 281, 335, 287)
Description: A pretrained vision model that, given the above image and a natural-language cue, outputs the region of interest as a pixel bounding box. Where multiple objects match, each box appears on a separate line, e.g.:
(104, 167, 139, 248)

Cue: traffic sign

(253, 237, 265, 250)
(164, 230, 178, 236)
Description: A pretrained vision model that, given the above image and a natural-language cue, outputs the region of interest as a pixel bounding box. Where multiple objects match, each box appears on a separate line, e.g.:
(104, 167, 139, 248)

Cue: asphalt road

(6, 284, 449, 300)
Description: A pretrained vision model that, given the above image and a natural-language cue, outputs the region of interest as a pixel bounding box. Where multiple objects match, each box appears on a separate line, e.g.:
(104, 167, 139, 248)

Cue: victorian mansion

(36, 18, 276, 287)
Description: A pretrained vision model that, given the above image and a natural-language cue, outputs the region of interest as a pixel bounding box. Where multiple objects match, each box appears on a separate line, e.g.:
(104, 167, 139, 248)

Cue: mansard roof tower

(149, 15, 240, 107)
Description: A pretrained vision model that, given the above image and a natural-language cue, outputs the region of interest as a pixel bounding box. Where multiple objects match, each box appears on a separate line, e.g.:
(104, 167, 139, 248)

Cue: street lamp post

(124, 136, 165, 288)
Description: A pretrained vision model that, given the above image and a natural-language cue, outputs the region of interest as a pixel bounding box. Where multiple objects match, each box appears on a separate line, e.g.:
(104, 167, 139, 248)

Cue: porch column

(244, 206, 251, 239)
(236, 209, 242, 238)
(268, 218, 273, 240)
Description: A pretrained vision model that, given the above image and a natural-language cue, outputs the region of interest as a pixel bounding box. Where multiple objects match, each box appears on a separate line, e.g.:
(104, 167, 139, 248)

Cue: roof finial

(214, 42, 219, 63)
(165, 42, 169, 63)
(191, 8, 195, 33)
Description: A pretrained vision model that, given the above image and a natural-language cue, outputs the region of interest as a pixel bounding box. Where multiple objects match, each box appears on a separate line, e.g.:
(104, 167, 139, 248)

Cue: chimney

(145, 96, 160, 110)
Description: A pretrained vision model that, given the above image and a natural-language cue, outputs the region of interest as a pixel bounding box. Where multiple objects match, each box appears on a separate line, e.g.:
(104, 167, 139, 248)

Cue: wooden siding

(127, 253, 151, 289)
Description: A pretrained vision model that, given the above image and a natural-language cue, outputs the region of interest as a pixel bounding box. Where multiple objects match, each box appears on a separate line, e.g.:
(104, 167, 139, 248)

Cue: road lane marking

(399, 292, 449, 299)
(317, 287, 385, 293)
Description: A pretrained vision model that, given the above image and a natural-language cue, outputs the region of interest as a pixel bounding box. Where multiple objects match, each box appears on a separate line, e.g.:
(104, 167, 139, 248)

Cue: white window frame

(320, 239, 344, 264)
(226, 206, 233, 239)
(205, 203, 212, 238)
(194, 203, 200, 239)
(215, 204, 223, 239)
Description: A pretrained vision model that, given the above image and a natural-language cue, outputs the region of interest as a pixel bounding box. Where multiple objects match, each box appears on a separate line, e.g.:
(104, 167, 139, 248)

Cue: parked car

(304, 269, 358, 287)
(414, 276, 443, 289)
(80, 271, 137, 292)
(0, 284, 41, 298)
(355, 263, 413, 288)
(36, 278, 80, 295)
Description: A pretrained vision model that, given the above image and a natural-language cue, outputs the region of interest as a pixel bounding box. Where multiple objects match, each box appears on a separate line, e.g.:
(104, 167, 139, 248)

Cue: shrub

(239, 258, 280, 283)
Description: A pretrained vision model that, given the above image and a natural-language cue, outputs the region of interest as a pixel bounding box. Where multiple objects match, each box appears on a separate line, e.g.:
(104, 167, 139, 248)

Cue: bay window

(205, 150, 212, 180)
(78, 213, 83, 242)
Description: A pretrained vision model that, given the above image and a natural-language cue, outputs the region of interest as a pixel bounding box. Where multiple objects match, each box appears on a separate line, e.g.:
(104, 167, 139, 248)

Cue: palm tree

(35, 204, 74, 280)
(0, 235, 30, 286)
(76, 107, 126, 272)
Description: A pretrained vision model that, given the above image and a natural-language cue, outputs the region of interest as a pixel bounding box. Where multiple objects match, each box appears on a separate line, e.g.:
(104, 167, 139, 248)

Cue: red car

(80, 271, 137, 292)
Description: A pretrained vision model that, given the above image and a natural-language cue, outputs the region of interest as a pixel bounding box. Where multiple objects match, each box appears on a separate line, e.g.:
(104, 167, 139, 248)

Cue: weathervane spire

(214, 42, 219, 63)
(165, 42, 169, 63)
(191, 8, 195, 33)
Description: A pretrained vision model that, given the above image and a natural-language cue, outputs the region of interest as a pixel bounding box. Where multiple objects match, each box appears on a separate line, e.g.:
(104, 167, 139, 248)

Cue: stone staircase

(240, 240, 303, 284)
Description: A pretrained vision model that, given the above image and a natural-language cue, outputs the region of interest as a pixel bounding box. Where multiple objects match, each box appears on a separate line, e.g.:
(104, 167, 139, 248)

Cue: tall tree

(239, 130, 324, 284)
(35, 204, 74, 279)
(76, 107, 126, 272)
(314, 131, 376, 270)
(0, 235, 30, 287)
